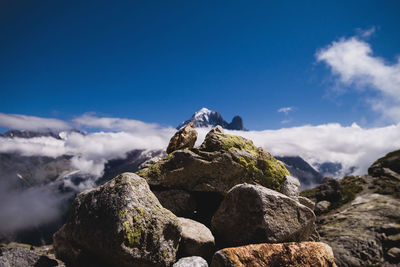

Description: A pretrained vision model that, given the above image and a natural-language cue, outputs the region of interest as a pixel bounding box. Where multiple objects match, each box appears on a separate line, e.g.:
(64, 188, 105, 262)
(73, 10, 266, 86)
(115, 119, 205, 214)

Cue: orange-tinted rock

(211, 242, 336, 267)
(166, 122, 198, 154)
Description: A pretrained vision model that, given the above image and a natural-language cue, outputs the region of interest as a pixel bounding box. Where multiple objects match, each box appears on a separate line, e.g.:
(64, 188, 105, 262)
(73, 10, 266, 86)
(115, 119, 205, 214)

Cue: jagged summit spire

(177, 108, 246, 130)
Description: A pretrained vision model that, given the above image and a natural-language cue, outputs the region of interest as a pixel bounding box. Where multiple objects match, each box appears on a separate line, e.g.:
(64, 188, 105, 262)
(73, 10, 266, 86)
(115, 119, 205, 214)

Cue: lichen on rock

(53, 172, 181, 267)
(137, 126, 289, 194)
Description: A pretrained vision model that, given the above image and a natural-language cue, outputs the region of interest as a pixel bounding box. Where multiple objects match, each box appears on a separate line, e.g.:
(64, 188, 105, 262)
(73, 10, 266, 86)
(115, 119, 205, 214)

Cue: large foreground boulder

(211, 183, 315, 247)
(211, 242, 336, 267)
(137, 126, 289, 195)
(53, 173, 181, 267)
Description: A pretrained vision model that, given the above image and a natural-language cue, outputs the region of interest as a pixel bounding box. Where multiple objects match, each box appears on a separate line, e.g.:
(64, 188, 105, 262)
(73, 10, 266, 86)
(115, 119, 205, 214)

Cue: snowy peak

(177, 107, 246, 130)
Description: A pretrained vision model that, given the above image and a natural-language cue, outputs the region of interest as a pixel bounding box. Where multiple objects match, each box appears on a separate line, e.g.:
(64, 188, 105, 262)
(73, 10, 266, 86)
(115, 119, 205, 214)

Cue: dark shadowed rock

(210, 242, 336, 267)
(211, 183, 315, 247)
(0, 246, 60, 267)
(53, 173, 181, 267)
(153, 190, 197, 218)
(167, 122, 198, 154)
(315, 177, 342, 202)
(137, 127, 289, 195)
(173, 256, 208, 267)
(178, 217, 215, 261)
(369, 149, 400, 179)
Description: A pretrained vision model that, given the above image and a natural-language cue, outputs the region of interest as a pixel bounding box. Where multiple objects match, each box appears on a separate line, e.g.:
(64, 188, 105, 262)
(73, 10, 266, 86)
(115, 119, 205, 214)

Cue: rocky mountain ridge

(177, 108, 246, 130)
(301, 149, 400, 266)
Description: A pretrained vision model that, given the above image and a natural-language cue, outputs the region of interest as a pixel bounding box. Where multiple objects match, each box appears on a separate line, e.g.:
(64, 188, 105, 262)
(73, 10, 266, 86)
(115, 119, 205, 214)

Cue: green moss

(329, 176, 364, 210)
(119, 209, 129, 218)
(300, 187, 317, 199)
(122, 220, 143, 247)
(219, 134, 260, 157)
(236, 152, 288, 191)
(162, 251, 168, 259)
(136, 161, 162, 178)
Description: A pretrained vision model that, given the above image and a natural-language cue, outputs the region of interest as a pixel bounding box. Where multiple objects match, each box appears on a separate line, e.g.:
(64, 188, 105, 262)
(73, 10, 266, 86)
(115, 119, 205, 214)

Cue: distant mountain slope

(276, 156, 324, 189)
(177, 107, 245, 130)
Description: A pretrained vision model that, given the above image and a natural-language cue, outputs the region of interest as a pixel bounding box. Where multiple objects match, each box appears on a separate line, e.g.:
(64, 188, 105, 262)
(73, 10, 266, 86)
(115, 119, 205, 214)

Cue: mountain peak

(177, 108, 246, 130)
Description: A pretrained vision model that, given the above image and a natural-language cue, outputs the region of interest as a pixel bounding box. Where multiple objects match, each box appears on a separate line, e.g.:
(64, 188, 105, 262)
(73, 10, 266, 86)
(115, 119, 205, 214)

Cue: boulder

(0, 246, 59, 267)
(315, 200, 331, 215)
(167, 122, 198, 154)
(137, 127, 289, 195)
(315, 177, 342, 202)
(153, 189, 197, 217)
(210, 242, 336, 267)
(211, 183, 315, 247)
(173, 256, 208, 267)
(178, 217, 215, 261)
(317, 192, 400, 266)
(53, 173, 181, 267)
(298, 196, 316, 210)
(368, 149, 400, 178)
(280, 175, 301, 199)
(387, 247, 400, 261)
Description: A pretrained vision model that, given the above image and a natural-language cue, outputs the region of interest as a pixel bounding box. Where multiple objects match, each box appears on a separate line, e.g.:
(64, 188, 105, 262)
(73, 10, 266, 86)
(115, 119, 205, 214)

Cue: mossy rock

(137, 127, 289, 195)
(53, 173, 181, 267)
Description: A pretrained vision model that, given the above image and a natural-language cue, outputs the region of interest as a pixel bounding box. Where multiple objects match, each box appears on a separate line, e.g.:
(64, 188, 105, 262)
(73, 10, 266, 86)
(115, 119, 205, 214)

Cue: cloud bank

(0, 113, 72, 132)
(316, 33, 400, 123)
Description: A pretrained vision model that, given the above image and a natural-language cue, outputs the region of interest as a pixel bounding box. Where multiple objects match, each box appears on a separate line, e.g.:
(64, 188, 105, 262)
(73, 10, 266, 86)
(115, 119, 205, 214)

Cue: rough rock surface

(153, 189, 197, 217)
(53, 173, 181, 267)
(137, 126, 289, 195)
(280, 175, 301, 199)
(211, 242, 337, 267)
(167, 122, 198, 154)
(315, 200, 331, 215)
(178, 217, 215, 261)
(173, 256, 208, 267)
(301, 150, 400, 266)
(315, 177, 342, 202)
(0, 246, 60, 267)
(298, 196, 316, 210)
(211, 183, 315, 247)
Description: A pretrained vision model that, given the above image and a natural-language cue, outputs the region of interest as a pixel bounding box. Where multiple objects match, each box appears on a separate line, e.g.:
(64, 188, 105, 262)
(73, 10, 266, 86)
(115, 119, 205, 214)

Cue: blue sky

(1, 0, 400, 130)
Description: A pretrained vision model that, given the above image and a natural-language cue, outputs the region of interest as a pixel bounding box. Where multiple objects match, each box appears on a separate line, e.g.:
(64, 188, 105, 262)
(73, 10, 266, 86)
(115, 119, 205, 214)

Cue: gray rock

(317, 193, 400, 266)
(387, 247, 400, 261)
(153, 190, 197, 217)
(298, 196, 315, 210)
(315, 177, 342, 202)
(0, 247, 59, 267)
(173, 256, 208, 267)
(211, 183, 315, 247)
(137, 127, 290, 195)
(178, 218, 215, 261)
(53, 173, 181, 267)
(280, 175, 300, 199)
(167, 122, 198, 154)
(315, 200, 331, 215)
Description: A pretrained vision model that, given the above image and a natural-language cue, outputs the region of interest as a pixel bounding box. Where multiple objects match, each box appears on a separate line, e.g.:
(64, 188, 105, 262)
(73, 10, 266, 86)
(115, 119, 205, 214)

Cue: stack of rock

(52, 124, 336, 266)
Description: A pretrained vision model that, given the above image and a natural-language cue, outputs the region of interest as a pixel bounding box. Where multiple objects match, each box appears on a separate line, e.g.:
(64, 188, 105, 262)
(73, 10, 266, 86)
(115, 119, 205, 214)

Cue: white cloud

(224, 123, 400, 177)
(73, 114, 166, 133)
(316, 34, 400, 122)
(0, 113, 71, 131)
(277, 107, 293, 115)
(1, 113, 399, 180)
